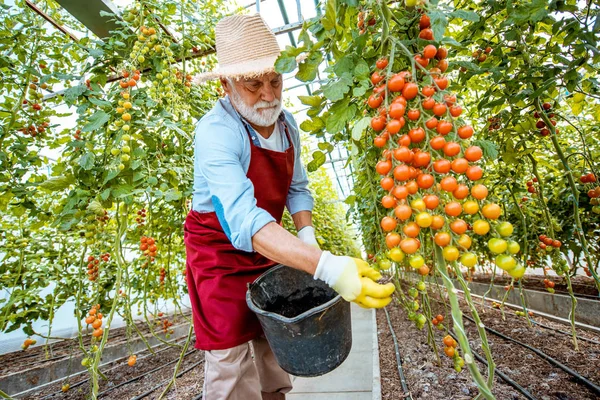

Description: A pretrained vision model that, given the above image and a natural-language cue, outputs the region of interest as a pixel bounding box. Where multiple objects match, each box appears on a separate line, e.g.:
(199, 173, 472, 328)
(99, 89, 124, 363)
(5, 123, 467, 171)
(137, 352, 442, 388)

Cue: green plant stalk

(90, 202, 127, 399)
(526, 154, 555, 234)
(516, 280, 532, 328)
(562, 272, 579, 351)
(450, 263, 495, 388)
(535, 99, 600, 293)
(499, 281, 512, 321)
(157, 323, 194, 399)
(421, 292, 442, 366)
(434, 247, 495, 399)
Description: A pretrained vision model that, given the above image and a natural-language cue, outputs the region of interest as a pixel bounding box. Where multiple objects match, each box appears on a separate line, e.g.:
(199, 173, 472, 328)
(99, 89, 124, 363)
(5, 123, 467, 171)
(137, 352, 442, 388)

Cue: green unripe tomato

(121, 154, 130, 162)
(408, 288, 418, 299)
(507, 241, 520, 254)
(81, 357, 90, 367)
(111, 148, 120, 156)
(509, 264, 526, 279)
(379, 259, 392, 270)
(409, 254, 425, 269)
(138, 55, 145, 63)
(122, 134, 131, 141)
(118, 163, 125, 171)
(416, 281, 426, 292)
(122, 145, 131, 154)
(460, 252, 478, 268)
(488, 238, 508, 254)
(496, 221, 514, 237)
(495, 254, 517, 271)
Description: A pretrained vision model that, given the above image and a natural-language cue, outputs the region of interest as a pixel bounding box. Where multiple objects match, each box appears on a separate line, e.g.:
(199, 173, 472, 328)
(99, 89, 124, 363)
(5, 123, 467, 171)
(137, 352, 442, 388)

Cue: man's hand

(297, 226, 320, 249)
(314, 251, 395, 308)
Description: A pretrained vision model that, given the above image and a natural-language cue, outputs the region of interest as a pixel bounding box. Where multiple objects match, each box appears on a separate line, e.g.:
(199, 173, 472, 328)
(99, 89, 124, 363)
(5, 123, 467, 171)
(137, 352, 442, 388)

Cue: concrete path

(288, 304, 380, 400)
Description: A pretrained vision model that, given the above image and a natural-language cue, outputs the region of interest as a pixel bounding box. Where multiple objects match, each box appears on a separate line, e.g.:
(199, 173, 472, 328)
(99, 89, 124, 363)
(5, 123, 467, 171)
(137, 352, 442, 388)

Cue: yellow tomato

(473, 219, 490, 235)
(442, 246, 459, 262)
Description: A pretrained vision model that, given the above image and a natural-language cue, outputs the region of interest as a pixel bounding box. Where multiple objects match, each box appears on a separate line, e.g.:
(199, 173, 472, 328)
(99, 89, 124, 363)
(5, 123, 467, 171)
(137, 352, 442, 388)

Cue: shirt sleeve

(194, 116, 275, 252)
(284, 113, 315, 215)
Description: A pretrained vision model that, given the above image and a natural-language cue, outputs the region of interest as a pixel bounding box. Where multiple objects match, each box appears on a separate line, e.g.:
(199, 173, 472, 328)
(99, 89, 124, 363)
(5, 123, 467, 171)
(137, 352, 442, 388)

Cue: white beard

(228, 86, 282, 127)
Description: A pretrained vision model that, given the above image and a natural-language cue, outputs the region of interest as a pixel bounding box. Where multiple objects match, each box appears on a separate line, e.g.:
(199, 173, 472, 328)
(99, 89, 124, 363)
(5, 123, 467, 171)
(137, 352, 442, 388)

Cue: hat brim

(193, 55, 278, 84)
(193, 53, 309, 84)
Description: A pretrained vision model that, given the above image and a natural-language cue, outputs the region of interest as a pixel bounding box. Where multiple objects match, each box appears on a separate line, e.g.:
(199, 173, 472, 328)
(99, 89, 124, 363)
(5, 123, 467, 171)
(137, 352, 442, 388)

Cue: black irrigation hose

(97, 349, 197, 398)
(129, 359, 205, 400)
(192, 392, 204, 400)
(39, 335, 191, 400)
(447, 332, 538, 400)
(383, 307, 411, 397)
(462, 315, 600, 397)
(530, 320, 600, 346)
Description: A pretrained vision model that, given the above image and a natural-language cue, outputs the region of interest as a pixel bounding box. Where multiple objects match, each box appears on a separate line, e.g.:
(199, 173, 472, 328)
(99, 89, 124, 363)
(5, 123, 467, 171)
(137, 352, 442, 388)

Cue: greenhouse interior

(1, 0, 599, 399)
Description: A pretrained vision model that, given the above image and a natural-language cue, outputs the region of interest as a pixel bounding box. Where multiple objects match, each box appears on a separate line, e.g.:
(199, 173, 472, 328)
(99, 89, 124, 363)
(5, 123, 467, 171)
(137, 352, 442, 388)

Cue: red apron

(184, 122, 295, 350)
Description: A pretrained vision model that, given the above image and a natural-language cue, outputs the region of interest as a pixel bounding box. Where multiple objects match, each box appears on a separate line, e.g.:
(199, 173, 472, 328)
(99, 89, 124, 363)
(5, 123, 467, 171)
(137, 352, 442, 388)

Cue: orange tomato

(382, 195, 396, 209)
(409, 127, 426, 143)
(388, 74, 405, 92)
(394, 165, 411, 181)
(450, 219, 468, 234)
(403, 222, 421, 238)
(436, 120, 453, 135)
(376, 160, 392, 175)
(425, 117, 438, 129)
(400, 238, 420, 254)
(422, 97, 435, 110)
(434, 232, 451, 247)
(402, 82, 419, 100)
(421, 85, 435, 97)
(412, 151, 431, 167)
(430, 215, 445, 230)
(386, 232, 401, 248)
(392, 185, 409, 200)
(423, 194, 440, 209)
(444, 201, 462, 217)
(394, 204, 412, 221)
(417, 173, 434, 189)
(457, 125, 474, 139)
(440, 176, 458, 192)
(406, 180, 419, 194)
(389, 103, 406, 119)
(471, 184, 488, 200)
(466, 165, 483, 181)
(451, 158, 469, 174)
(407, 109, 420, 120)
(381, 177, 394, 191)
(381, 216, 397, 232)
(464, 146, 483, 162)
(433, 103, 447, 116)
(433, 159, 451, 174)
(423, 44, 437, 59)
(482, 203, 501, 219)
(443, 142, 461, 157)
(430, 135, 445, 150)
(452, 184, 470, 200)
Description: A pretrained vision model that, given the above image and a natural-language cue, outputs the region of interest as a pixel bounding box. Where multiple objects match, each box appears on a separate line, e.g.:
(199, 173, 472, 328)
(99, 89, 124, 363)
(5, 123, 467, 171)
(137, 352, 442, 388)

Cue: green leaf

(440, 37, 463, 48)
(300, 117, 325, 132)
(326, 101, 357, 134)
(100, 188, 111, 201)
(448, 10, 480, 22)
(82, 111, 110, 133)
(112, 184, 134, 198)
(322, 72, 353, 102)
(429, 11, 447, 42)
(322, 0, 337, 31)
(307, 150, 327, 172)
(296, 51, 323, 82)
(78, 152, 95, 170)
(164, 189, 182, 202)
(87, 97, 112, 108)
(87, 200, 104, 216)
(354, 59, 370, 78)
(63, 85, 87, 104)
(351, 117, 371, 141)
(275, 55, 297, 74)
(38, 175, 74, 192)
(298, 95, 323, 107)
(318, 142, 334, 152)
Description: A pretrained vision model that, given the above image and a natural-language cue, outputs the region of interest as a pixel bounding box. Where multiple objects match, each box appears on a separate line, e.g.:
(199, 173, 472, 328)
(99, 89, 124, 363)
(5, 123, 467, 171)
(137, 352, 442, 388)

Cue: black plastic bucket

(246, 264, 352, 377)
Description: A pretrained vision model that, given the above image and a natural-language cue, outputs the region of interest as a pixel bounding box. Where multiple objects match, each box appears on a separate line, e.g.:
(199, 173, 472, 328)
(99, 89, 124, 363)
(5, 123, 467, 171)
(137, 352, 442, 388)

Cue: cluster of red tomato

(136, 208, 147, 226)
(525, 177, 538, 194)
(159, 267, 166, 285)
(442, 334, 464, 372)
(86, 254, 107, 282)
(370, 13, 523, 280)
(538, 234, 562, 250)
(84, 305, 104, 338)
(18, 120, 49, 138)
(140, 236, 158, 259)
(533, 104, 557, 136)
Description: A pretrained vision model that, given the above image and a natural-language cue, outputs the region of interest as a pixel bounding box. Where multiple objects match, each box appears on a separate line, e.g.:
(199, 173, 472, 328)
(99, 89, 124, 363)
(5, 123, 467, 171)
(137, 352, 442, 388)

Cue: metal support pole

(25, 0, 79, 42)
(256, 0, 261, 13)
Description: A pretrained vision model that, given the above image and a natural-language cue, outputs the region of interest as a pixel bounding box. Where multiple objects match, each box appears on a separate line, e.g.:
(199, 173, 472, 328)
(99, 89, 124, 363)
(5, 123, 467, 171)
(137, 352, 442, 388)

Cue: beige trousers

(202, 336, 293, 400)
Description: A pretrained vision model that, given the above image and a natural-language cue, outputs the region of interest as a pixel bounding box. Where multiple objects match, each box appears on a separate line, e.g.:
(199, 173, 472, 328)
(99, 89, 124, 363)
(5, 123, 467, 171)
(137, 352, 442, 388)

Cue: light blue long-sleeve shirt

(192, 96, 314, 253)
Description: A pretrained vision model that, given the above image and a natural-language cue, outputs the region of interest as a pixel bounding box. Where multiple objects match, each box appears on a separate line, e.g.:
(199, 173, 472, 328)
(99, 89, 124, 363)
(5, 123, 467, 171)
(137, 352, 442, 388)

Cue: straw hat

(195, 14, 288, 83)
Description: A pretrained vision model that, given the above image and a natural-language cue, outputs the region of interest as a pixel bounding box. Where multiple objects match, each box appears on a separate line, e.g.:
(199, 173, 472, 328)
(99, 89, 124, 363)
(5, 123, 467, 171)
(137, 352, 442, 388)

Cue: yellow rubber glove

(297, 226, 320, 249)
(314, 251, 395, 308)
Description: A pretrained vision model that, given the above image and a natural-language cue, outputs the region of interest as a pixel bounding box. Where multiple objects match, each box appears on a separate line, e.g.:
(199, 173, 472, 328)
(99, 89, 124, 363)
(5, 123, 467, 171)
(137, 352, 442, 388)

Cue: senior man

(186, 14, 394, 400)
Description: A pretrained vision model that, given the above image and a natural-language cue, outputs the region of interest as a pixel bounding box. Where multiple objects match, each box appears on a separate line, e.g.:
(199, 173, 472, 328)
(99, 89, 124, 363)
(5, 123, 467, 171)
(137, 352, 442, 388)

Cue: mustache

(254, 99, 280, 110)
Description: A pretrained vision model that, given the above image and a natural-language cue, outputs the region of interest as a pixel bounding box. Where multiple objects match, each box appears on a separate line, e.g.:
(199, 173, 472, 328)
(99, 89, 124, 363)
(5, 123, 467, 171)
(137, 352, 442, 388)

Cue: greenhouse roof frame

(27, 0, 356, 216)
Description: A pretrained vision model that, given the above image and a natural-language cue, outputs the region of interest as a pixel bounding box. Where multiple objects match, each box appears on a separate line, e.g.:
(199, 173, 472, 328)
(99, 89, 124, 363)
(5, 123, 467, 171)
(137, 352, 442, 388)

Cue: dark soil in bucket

(262, 286, 333, 318)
